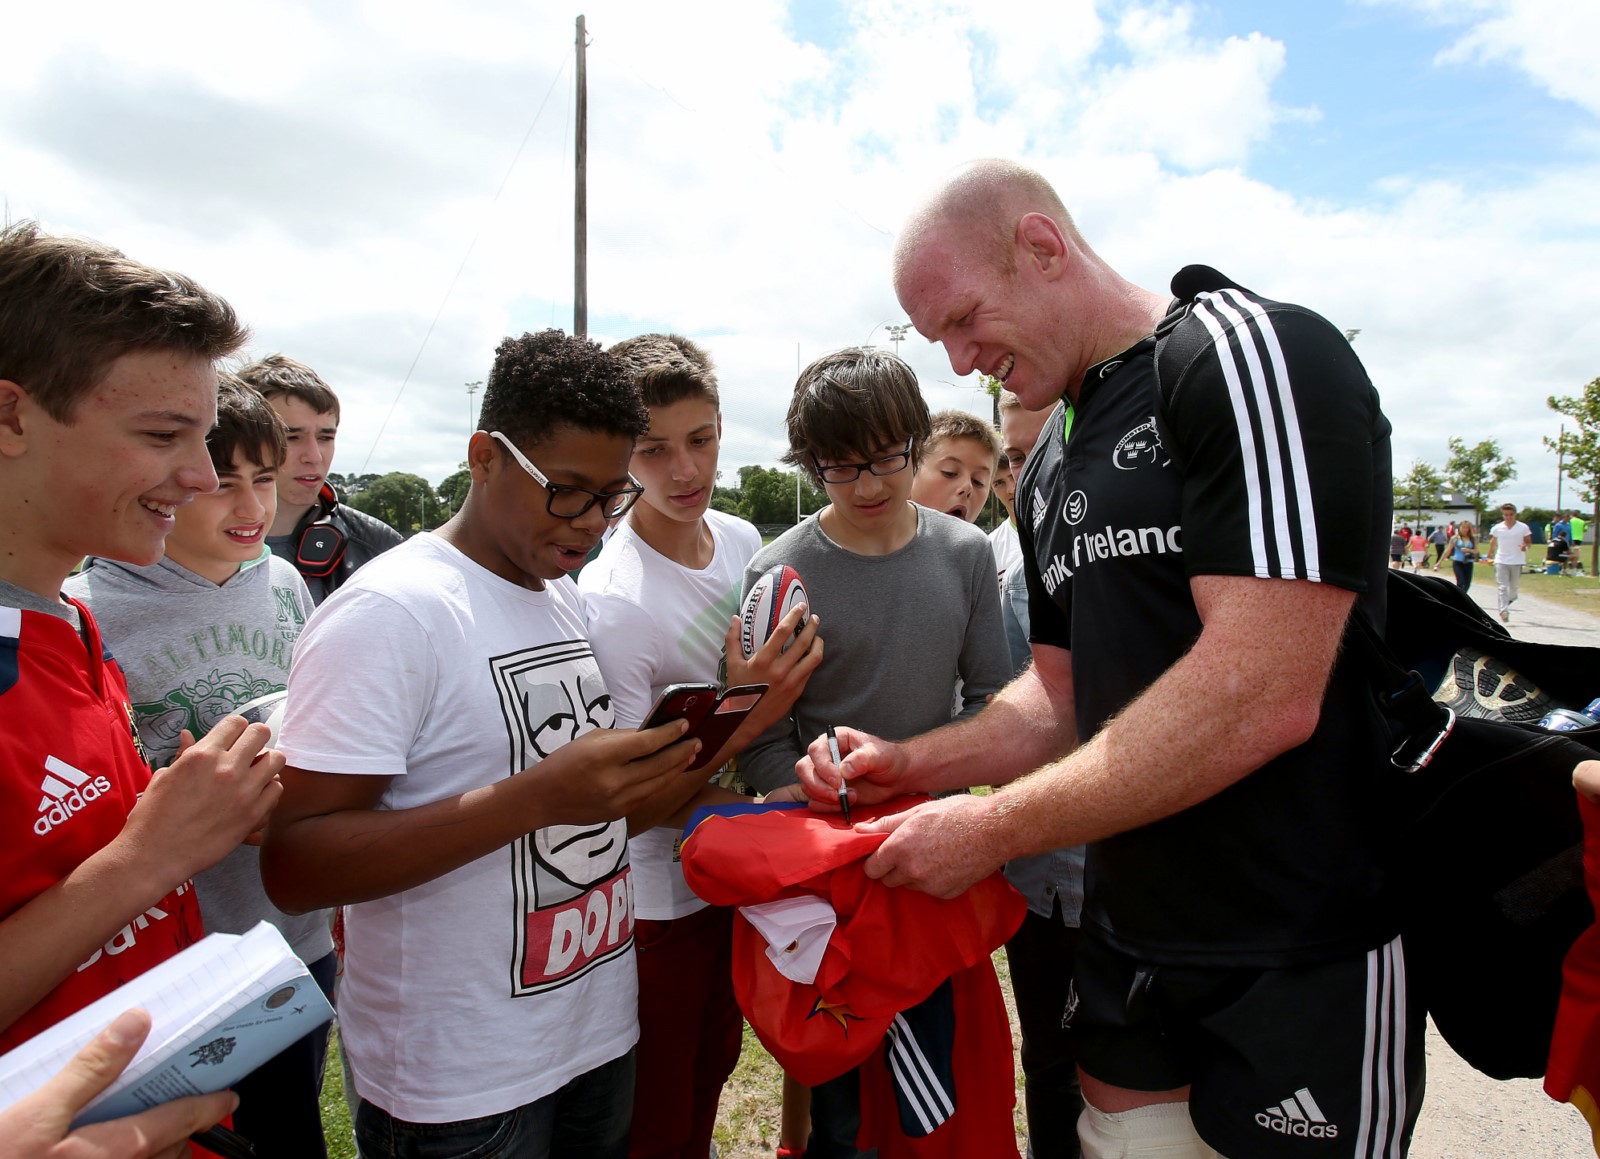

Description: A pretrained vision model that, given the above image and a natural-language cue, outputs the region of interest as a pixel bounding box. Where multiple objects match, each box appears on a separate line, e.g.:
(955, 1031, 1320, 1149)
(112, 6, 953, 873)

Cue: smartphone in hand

(640, 683, 768, 772)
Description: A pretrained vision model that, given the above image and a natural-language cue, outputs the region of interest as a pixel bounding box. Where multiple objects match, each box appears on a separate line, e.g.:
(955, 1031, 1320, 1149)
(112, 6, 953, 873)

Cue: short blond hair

(925, 409, 1000, 461)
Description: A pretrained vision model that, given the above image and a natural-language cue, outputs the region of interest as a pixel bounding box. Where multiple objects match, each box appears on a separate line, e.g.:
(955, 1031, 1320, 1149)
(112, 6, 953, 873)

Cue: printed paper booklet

(0, 921, 333, 1124)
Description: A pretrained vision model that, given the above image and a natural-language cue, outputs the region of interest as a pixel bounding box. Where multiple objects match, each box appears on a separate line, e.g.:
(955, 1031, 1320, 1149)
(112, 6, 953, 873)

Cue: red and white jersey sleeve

(0, 601, 203, 1052)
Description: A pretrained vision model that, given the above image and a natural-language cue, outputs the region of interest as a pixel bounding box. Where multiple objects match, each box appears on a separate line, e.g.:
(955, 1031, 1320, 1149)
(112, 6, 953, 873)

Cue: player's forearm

(987, 598, 1338, 857)
(0, 838, 190, 1035)
(901, 664, 1076, 793)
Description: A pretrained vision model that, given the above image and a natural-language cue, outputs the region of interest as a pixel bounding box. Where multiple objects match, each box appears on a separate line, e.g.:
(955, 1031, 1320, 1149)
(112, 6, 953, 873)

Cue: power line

(361, 47, 575, 472)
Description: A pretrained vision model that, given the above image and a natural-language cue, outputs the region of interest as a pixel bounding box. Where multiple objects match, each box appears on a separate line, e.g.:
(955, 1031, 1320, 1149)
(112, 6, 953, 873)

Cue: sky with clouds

(4, 0, 1597, 510)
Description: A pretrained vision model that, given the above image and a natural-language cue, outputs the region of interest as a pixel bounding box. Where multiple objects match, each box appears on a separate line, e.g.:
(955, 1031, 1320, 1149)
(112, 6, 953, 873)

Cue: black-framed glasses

(489, 431, 644, 520)
(811, 438, 915, 485)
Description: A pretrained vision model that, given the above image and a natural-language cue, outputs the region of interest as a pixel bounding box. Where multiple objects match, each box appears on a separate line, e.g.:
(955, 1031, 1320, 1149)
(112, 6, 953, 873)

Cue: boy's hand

(522, 720, 702, 826)
(0, 1007, 237, 1159)
(796, 726, 908, 811)
(126, 717, 284, 882)
(1576, 759, 1600, 803)
(723, 606, 824, 734)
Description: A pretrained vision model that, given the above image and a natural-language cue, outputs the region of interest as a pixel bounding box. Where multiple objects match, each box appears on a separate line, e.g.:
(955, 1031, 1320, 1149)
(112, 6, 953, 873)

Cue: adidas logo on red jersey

(35, 755, 113, 836)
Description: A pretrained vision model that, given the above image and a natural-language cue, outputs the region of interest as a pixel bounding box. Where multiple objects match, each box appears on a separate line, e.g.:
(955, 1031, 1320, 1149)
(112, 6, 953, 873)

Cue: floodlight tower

(885, 323, 912, 358)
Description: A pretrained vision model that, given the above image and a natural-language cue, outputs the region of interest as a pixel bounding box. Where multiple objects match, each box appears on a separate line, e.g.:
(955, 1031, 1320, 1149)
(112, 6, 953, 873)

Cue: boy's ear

(0, 379, 32, 456)
(467, 430, 498, 483)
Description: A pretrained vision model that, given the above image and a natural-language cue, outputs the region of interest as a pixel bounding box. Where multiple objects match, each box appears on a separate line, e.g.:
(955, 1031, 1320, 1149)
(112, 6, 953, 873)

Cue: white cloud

(1, 0, 1594, 510)
(1372, 0, 1600, 117)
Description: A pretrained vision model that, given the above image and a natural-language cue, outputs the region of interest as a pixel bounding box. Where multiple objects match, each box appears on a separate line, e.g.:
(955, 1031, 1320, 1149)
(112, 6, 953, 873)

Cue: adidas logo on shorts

(1255, 1088, 1339, 1139)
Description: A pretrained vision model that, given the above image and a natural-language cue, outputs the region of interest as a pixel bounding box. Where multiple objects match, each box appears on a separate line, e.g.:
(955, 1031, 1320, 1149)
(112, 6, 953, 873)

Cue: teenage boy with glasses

(737, 346, 1010, 1157)
(262, 329, 712, 1159)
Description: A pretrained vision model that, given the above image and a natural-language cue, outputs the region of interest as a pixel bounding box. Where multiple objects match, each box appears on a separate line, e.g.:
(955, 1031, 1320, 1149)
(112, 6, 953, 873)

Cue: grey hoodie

(63, 553, 332, 965)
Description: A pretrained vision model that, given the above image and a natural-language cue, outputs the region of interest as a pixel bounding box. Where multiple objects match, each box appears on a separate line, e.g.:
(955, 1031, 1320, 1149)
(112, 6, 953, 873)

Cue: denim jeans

(355, 1050, 635, 1159)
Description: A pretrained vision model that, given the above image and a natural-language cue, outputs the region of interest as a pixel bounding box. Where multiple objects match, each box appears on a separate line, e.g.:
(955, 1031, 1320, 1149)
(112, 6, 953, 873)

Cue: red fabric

(0, 601, 204, 1052)
(680, 799, 1024, 1157)
(1547, 792, 1600, 1154)
(628, 905, 744, 1159)
(857, 963, 1021, 1159)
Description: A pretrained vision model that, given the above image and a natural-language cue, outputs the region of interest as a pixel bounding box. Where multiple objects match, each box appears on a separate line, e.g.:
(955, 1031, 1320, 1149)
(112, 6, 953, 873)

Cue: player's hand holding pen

(796, 726, 908, 813)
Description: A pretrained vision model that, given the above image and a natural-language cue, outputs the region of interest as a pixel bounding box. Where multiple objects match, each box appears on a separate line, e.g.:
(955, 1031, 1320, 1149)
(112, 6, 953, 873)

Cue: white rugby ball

(740, 564, 808, 660)
(234, 690, 287, 748)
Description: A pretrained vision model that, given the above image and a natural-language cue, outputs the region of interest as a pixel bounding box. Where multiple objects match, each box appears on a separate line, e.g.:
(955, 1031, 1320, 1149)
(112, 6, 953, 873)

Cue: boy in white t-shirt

(580, 333, 821, 1159)
(1488, 501, 1533, 622)
(262, 330, 712, 1159)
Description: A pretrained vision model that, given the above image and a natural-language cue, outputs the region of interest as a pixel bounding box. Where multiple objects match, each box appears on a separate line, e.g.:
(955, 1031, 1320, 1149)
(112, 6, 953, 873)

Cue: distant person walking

(1428, 525, 1448, 567)
(1488, 503, 1532, 622)
(1447, 522, 1479, 592)
(1408, 529, 1428, 572)
(1390, 527, 1407, 569)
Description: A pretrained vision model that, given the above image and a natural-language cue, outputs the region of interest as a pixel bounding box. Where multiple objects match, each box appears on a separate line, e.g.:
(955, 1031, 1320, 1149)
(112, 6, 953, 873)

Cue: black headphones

(295, 517, 348, 577)
(294, 484, 350, 577)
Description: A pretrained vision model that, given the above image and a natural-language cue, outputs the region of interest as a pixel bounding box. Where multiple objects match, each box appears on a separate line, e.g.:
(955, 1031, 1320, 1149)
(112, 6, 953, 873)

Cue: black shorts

(1067, 932, 1424, 1158)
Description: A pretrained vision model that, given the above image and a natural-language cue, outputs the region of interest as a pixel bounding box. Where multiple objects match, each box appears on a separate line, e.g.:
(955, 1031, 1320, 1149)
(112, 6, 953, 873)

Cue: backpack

(1153, 271, 1598, 1080)
(1353, 571, 1597, 1080)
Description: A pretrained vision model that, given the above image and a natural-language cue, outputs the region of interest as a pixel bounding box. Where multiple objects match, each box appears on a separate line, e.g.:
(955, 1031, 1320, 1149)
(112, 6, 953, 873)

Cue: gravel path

(1411, 1020, 1591, 1157)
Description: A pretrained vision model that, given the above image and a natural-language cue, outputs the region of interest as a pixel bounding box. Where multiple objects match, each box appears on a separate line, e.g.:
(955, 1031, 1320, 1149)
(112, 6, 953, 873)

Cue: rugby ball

(234, 689, 287, 747)
(740, 564, 809, 660)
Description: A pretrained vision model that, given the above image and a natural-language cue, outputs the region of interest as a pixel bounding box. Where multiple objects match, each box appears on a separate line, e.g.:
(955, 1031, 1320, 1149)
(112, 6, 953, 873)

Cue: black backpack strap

(1343, 610, 1458, 773)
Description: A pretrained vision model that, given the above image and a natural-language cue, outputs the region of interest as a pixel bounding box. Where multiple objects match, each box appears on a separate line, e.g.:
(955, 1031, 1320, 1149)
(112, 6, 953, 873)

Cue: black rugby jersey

(1016, 267, 1396, 967)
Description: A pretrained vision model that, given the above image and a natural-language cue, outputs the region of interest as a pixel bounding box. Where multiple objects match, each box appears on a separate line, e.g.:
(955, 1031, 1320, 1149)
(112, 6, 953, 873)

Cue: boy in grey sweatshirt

(740, 347, 1009, 1159)
(65, 373, 331, 1158)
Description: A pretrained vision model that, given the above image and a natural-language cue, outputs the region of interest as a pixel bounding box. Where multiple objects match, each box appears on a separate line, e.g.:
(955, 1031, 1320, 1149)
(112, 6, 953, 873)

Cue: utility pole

(466, 380, 481, 439)
(574, 14, 588, 338)
(885, 323, 911, 358)
(1557, 422, 1566, 513)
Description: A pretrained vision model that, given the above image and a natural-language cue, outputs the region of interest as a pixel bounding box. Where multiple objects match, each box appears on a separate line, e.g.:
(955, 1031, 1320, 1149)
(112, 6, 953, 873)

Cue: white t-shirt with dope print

(279, 532, 637, 1123)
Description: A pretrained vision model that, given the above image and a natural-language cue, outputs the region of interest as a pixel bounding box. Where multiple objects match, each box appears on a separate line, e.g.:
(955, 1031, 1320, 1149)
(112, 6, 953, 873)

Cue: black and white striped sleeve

(1158, 289, 1385, 592)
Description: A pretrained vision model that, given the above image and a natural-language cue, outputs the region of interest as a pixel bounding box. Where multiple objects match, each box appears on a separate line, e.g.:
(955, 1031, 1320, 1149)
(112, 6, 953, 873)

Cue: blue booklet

(0, 922, 333, 1124)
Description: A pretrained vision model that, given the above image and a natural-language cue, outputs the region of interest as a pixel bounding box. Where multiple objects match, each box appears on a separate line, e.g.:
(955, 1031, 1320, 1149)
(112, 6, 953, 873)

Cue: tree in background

(1547, 376, 1600, 574)
(326, 472, 380, 497)
(435, 464, 471, 518)
(348, 471, 445, 532)
(735, 465, 825, 527)
(1444, 438, 1516, 527)
(1393, 459, 1444, 529)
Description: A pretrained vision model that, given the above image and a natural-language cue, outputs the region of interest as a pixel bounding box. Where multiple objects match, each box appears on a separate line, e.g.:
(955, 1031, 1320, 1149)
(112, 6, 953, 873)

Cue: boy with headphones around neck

(242, 354, 404, 604)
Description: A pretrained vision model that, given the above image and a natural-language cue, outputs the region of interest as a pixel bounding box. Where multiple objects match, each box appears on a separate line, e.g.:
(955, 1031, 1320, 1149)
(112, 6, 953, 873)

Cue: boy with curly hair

(263, 330, 711, 1159)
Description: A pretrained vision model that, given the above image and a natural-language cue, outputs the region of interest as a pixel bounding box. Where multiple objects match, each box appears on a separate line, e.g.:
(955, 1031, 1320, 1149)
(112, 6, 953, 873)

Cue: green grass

(1431, 544, 1600, 617)
(319, 954, 1031, 1159)
(320, 1028, 356, 1159)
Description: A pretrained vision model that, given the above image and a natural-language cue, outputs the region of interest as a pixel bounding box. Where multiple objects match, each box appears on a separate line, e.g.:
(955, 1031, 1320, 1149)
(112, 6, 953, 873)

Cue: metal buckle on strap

(1391, 706, 1456, 774)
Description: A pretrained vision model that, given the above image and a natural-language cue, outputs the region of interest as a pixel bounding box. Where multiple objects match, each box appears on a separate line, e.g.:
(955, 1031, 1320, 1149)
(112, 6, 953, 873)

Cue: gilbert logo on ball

(740, 565, 808, 660)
